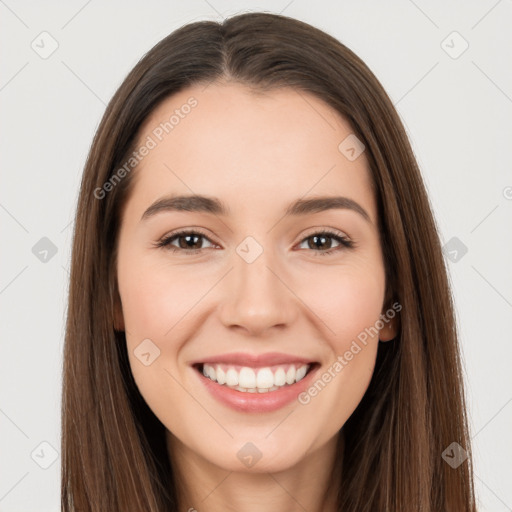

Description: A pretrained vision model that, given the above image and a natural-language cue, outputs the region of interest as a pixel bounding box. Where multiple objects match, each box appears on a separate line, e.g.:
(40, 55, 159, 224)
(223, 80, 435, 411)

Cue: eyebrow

(140, 194, 371, 223)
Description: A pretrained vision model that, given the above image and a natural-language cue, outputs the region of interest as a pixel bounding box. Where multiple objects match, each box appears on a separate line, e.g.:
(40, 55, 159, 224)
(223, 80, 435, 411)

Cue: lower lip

(194, 364, 319, 413)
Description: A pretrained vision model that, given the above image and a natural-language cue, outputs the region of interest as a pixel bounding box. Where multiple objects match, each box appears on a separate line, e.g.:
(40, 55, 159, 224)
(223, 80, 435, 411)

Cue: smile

(191, 354, 320, 413)
(199, 363, 311, 393)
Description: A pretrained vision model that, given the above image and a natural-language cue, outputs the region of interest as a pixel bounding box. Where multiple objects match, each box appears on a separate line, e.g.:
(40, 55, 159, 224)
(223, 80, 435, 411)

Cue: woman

(61, 11, 477, 511)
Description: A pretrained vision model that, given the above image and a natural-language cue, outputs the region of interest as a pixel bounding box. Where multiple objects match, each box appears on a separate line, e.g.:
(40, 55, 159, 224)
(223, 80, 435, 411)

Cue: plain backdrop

(1, 1, 511, 510)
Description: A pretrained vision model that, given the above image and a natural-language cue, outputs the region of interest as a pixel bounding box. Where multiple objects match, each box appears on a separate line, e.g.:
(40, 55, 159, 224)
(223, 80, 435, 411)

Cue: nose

(218, 244, 298, 336)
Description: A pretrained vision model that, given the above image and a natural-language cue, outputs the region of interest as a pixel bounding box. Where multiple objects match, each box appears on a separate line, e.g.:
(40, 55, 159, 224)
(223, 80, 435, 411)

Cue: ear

(379, 289, 400, 342)
(378, 314, 398, 342)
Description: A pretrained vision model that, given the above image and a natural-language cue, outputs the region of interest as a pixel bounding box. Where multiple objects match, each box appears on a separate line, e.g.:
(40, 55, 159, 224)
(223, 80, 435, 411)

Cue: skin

(114, 81, 398, 511)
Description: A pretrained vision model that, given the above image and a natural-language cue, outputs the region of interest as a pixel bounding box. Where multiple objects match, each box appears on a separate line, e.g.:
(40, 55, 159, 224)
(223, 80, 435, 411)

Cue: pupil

(181, 235, 200, 249)
(311, 235, 330, 250)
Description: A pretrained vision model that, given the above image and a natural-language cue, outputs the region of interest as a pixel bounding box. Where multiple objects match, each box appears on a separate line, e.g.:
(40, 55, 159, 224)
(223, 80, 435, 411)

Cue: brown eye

(156, 230, 215, 253)
(297, 231, 354, 256)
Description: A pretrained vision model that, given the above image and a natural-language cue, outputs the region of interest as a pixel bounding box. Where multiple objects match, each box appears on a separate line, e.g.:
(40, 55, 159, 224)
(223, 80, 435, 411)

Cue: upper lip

(191, 352, 316, 368)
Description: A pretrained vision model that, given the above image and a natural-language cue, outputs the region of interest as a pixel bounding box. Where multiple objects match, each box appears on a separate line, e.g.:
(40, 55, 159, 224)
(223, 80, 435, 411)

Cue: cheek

(296, 262, 385, 348)
(118, 255, 207, 339)
(292, 265, 385, 416)
(337, 278, 384, 347)
(117, 256, 198, 417)
(117, 254, 220, 400)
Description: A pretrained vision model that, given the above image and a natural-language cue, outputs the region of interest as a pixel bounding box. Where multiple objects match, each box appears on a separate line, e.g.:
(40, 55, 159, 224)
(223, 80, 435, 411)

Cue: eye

(296, 230, 354, 256)
(154, 229, 216, 254)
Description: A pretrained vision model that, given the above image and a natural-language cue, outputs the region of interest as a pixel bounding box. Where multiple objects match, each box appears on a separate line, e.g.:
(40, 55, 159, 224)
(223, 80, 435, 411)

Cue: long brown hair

(62, 11, 476, 511)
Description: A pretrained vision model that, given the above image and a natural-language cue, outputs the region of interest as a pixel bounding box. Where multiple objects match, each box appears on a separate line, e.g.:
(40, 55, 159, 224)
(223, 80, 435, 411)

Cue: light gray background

(1, 1, 511, 510)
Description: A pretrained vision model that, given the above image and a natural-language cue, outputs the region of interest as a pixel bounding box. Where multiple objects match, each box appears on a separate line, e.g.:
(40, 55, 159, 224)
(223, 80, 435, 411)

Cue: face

(114, 81, 397, 474)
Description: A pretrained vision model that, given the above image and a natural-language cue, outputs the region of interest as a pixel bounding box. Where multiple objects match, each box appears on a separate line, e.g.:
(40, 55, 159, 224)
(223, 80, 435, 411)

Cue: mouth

(191, 359, 320, 413)
(192, 362, 319, 393)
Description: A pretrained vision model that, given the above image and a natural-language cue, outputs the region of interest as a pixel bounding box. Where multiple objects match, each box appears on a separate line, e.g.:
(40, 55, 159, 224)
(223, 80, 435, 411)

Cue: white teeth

(295, 365, 308, 382)
(216, 366, 226, 385)
(256, 367, 274, 389)
(274, 367, 286, 386)
(225, 368, 239, 386)
(239, 367, 256, 388)
(206, 365, 216, 381)
(201, 363, 311, 392)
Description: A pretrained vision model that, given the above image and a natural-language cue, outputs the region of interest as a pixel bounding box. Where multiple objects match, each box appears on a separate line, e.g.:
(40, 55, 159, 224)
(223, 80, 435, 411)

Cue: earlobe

(378, 300, 400, 342)
(378, 285, 400, 341)
(378, 317, 398, 342)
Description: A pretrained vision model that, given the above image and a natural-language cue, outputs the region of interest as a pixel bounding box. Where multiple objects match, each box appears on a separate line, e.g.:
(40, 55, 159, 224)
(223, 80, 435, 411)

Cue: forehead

(128, 81, 376, 222)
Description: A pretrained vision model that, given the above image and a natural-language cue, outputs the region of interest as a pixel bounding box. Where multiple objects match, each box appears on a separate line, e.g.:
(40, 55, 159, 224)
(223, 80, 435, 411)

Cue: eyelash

(154, 228, 355, 256)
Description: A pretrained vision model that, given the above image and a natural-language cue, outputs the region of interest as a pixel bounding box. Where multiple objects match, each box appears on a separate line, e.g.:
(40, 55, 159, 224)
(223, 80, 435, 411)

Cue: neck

(166, 431, 343, 512)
